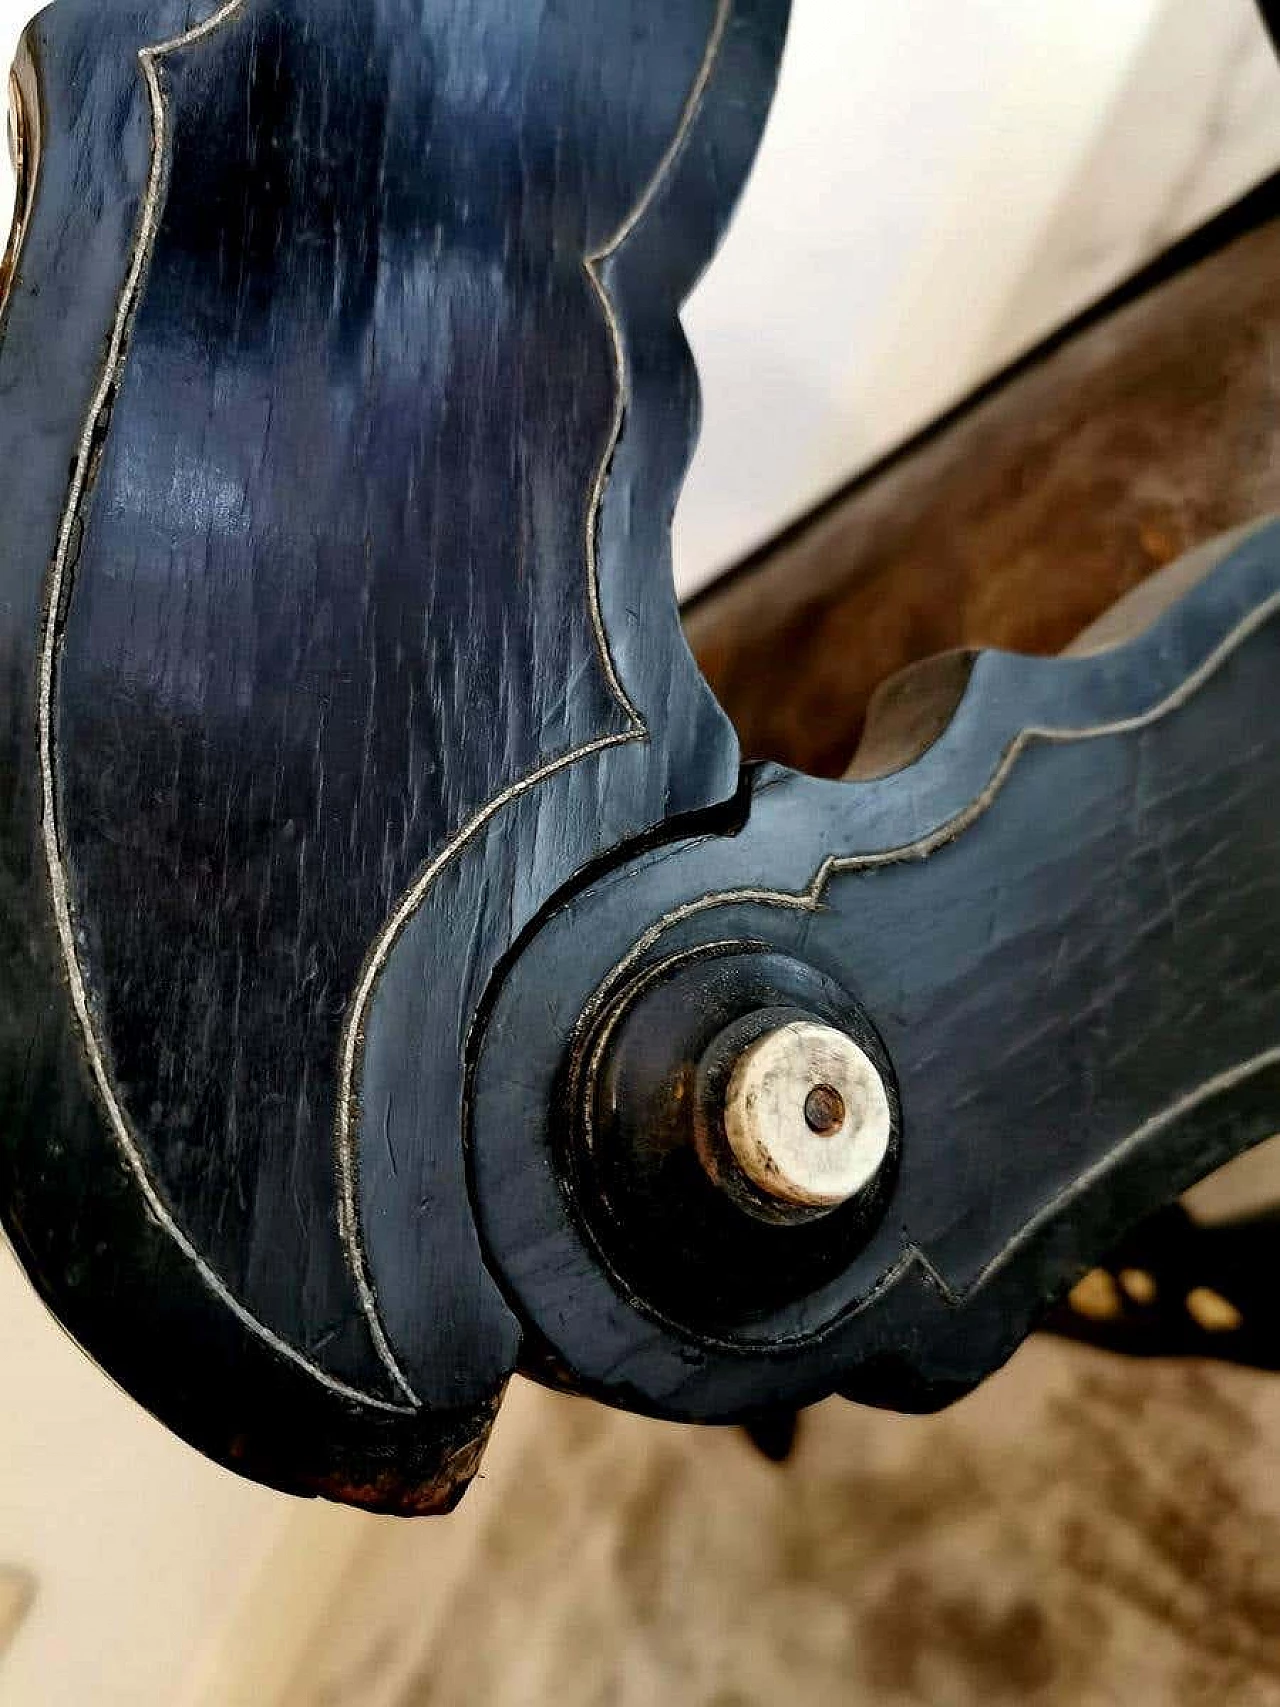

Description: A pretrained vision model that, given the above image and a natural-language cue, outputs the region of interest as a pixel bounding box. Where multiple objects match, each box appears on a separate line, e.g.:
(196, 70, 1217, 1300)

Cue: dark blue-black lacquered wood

(9, 0, 1277, 1508)
(0, 0, 787, 1507)
(472, 524, 1280, 1420)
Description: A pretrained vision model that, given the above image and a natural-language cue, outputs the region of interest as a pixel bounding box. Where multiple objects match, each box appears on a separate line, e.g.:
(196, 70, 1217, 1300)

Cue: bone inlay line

(334, 0, 734, 1403)
(570, 587, 1280, 1330)
(37, 0, 416, 1415)
(587, 586, 1280, 1023)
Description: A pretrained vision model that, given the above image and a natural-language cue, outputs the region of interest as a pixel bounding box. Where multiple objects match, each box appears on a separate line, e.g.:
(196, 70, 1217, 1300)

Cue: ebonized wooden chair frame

(1, 0, 1279, 1511)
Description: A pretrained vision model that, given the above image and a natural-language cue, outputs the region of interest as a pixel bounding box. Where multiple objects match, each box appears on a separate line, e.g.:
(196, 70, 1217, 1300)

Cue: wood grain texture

(0, 0, 787, 1506)
(476, 524, 1280, 1419)
(5, 0, 1280, 1512)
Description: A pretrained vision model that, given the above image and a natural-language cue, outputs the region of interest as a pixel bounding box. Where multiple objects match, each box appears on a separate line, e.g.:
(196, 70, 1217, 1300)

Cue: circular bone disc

(722, 1021, 892, 1209)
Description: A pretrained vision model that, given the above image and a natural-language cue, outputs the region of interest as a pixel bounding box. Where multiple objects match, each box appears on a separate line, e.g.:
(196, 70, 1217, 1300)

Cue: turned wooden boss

(1, 0, 1280, 1513)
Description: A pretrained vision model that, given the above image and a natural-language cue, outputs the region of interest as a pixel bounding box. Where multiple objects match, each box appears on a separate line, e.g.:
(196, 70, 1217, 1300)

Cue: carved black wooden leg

(3, 0, 1280, 1511)
(1048, 1203, 1280, 1369)
(742, 1409, 803, 1466)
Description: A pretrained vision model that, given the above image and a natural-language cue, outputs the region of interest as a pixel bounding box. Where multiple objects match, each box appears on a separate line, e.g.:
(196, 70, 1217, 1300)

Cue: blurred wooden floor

(278, 1340, 1280, 1707)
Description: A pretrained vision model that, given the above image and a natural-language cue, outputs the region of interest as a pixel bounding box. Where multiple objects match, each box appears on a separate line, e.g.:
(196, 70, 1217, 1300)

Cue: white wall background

(0, 2, 1278, 1702)
(675, 0, 1280, 592)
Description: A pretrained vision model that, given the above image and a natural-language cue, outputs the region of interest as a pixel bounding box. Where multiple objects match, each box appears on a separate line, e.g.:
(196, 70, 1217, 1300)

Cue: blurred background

(3, 1, 1280, 1702)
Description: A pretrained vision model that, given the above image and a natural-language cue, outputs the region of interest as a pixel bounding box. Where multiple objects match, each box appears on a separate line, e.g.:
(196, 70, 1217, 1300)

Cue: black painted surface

(472, 524, 1280, 1420)
(0, 0, 785, 1505)
(4, 0, 1280, 1509)
(350, 0, 787, 1408)
(570, 949, 902, 1333)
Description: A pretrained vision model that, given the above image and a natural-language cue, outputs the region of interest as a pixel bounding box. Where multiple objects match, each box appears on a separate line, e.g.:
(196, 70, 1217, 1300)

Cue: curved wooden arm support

(1, 0, 1278, 1510)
